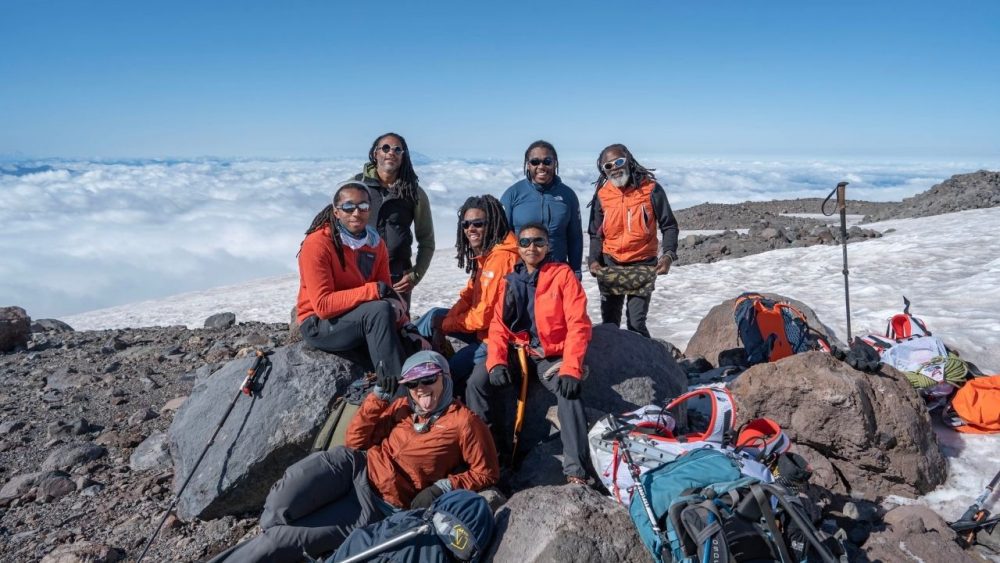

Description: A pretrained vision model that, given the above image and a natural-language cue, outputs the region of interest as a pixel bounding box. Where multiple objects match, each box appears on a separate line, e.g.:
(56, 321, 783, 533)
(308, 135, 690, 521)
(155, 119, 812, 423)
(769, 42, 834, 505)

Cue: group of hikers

(215, 133, 680, 562)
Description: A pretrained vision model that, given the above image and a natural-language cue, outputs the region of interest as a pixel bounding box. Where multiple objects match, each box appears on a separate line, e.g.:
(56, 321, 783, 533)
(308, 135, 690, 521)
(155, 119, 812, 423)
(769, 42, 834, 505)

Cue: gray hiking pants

(300, 299, 404, 378)
(207, 447, 383, 563)
(600, 291, 651, 338)
(466, 353, 589, 479)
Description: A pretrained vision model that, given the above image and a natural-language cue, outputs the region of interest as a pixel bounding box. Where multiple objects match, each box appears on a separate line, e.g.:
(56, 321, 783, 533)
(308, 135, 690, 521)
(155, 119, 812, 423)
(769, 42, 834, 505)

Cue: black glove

(409, 485, 444, 509)
(846, 338, 882, 373)
(489, 365, 511, 387)
(556, 375, 582, 400)
(376, 281, 393, 299)
(375, 361, 397, 397)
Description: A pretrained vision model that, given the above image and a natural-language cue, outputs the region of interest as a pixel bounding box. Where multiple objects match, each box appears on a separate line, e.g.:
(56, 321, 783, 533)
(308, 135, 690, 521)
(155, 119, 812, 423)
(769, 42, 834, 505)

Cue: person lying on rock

(207, 351, 500, 563)
(296, 181, 406, 377)
(466, 223, 594, 485)
(415, 195, 520, 397)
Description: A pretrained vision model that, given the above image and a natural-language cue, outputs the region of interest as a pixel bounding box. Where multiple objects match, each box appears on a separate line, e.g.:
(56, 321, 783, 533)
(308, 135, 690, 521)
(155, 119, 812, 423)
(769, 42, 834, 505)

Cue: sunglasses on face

(518, 236, 549, 249)
(403, 374, 439, 389)
(337, 201, 371, 214)
(461, 219, 486, 230)
(378, 144, 405, 155)
(528, 157, 554, 167)
(602, 157, 627, 171)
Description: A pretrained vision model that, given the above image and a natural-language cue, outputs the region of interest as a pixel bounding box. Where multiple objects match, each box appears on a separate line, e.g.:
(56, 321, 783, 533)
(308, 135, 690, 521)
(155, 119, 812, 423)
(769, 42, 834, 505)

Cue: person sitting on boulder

(587, 143, 678, 338)
(296, 181, 405, 377)
(207, 351, 500, 563)
(465, 223, 593, 485)
(415, 195, 519, 394)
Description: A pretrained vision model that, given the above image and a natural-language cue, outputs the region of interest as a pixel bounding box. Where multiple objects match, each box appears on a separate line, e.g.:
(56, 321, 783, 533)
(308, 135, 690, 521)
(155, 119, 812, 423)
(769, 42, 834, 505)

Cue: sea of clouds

(2, 156, 996, 319)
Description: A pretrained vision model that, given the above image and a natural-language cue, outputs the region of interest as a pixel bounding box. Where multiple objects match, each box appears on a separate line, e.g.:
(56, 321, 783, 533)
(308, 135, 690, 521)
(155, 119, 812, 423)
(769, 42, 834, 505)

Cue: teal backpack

(629, 448, 840, 563)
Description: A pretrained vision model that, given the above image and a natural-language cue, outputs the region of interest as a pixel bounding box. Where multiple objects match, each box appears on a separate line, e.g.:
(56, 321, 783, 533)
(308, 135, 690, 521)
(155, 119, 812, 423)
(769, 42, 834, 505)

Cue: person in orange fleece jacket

(296, 181, 405, 377)
(415, 195, 519, 394)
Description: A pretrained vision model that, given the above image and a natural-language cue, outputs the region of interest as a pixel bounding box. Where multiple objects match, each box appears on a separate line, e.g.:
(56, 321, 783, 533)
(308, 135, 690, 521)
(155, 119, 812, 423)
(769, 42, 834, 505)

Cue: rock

(40, 542, 123, 563)
(0, 471, 43, 503)
(731, 352, 946, 498)
(204, 312, 237, 330)
(160, 396, 187, 413)
(130, 432, 172, 472)
(41, 443, 107, 471)
(0, 419, 26, 434)
(863, 505, 983, 562)
(1, 306, 32, 352)
(46, 367, 98, 391)
(288, 306, 302, 344)
(478, 487, 507, 513)
(684, 293, 844, 365)
(37, 472, 76, 500)
(169, 342, 367, 520)
(489, 485, 648, 562)
(31, 318, 74, 333)
(127, 408, 157, 426)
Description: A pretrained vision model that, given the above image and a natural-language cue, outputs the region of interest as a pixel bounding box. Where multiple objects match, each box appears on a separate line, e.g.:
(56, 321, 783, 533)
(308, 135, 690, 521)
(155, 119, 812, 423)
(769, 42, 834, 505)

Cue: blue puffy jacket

(500, 176, 583, 275)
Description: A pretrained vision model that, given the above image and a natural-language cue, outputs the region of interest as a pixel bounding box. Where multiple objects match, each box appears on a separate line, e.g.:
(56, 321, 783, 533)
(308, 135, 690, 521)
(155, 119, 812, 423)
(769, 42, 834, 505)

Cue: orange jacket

(345, 393, 500, 509)
(441, 233, 520, 340)
(296, 225, 391, 323)
(486, 261, 592, 378)
(589, 179, 679, 264)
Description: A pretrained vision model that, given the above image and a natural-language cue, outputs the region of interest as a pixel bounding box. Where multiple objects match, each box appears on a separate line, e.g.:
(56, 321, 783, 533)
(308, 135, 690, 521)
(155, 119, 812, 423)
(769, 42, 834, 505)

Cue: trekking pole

(950, 466, 1000, 546)
(336, 522, 433, 563)
(822, 181, 852, 341)
(511, 345, 531, 460)
(136, 350, 272, 563)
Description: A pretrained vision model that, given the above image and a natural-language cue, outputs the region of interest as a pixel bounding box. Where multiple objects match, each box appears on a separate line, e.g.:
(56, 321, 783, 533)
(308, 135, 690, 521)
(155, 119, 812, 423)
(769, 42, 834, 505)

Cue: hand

(409, 485, 444, 509)
(655, 255, 673, 275)
(376, 281, 393, 299)
(588, 261, 601, 278)
(489, 365, 511, 387)
(375, 361, 397, 397)
(393, 272, 414, 294)
(556, 375, 582, 400)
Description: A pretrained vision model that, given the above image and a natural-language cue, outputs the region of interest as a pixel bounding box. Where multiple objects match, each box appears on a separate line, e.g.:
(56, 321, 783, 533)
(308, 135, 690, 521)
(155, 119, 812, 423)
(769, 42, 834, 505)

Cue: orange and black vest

(596, 179, 659, 263)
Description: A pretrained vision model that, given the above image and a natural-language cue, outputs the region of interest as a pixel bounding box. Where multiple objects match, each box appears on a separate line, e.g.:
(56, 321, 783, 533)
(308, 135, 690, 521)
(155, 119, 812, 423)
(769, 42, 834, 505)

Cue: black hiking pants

(207, 447, 383, 563)
(300, 300, 404, 377)
(465, 352, 589, 479)
(600, 291, 651, 338)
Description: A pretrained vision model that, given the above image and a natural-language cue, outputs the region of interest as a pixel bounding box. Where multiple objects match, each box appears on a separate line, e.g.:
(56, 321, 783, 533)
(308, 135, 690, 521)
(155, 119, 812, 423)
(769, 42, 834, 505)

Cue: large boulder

(0, 306, 31, 352)
(684, 293, 843, 366)
(730, 352, 946, 498)
(168, 342, 367, 521)
(488, 485, 648, 563)
(862, 505, 988, 562)
(31, 318, 74, 333)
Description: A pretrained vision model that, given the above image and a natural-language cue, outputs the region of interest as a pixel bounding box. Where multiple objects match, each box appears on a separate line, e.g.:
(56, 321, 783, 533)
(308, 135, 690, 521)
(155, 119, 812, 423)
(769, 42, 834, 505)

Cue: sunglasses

(378, 144, 405, 155)
(337, 201, 371, 214)
(602, 157, 627, 171)
(518, 236, 549, 248)
(461, 219, 486, 230)
(403, 374, 439, 389)
(527, 157, 554, 167)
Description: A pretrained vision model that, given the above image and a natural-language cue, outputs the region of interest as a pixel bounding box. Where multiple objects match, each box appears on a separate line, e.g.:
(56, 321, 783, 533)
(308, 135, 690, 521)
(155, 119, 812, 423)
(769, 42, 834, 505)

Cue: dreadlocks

(368, 132, 420, 202)
(303, 182, 370, 269)
(522, 139, 559, 181)
(455, 195, 510, 275)
(592, 143, 656, 189)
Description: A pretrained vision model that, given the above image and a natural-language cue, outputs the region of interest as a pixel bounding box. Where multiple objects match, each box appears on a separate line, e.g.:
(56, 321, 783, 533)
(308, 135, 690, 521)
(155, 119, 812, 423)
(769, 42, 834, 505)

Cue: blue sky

(1, 0, 998, 160)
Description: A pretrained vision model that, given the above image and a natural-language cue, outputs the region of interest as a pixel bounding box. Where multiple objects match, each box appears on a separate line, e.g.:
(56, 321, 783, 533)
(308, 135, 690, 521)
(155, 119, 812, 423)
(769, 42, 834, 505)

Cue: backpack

(629, 448, 838, 563)
(734, 293, 829, 365)
(328, 489, 495, 563)
(312, 375, 376, 452)
(885, 296, 930, 340)
(945, 375, 1000, 434)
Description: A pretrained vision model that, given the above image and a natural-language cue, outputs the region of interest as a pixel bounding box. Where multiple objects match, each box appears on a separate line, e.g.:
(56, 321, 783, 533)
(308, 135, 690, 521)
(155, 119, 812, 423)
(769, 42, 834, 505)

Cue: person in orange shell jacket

(465, 222, 593, 484)
(296, 181, 405, 377)
(206, 351, 499, 563)
(415, 195, 519, 394)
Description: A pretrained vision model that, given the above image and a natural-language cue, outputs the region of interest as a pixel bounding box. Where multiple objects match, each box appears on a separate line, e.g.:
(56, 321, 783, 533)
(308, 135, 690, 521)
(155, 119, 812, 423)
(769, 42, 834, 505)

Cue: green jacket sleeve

(411, 185, 436, 285)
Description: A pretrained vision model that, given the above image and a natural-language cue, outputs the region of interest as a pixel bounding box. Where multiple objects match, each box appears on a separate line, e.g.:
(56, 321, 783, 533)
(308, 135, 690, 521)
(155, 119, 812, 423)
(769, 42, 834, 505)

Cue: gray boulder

(1, 306, 31, 352)
(130, 432, 172, 472)
(31, 318, 74, 333)
(0, 472, 43, 504)
(489, 485, 648, 562)
(45, 367, 99, 391)
(41, 443, 106, 471)
(41, 542, 123, 563)
(168, 342, 367, 520)
(730, 352, 946, 498)
(204, 312, 237, 329)
(684, 293, 843, 366)
(862, 505, 986, 562)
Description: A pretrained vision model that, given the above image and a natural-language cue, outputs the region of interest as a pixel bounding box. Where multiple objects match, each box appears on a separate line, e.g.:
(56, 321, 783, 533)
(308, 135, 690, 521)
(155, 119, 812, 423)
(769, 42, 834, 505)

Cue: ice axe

(950, 466, 1000, 547)
(822, 181, 852, 341)
(511, 345, 531, 460)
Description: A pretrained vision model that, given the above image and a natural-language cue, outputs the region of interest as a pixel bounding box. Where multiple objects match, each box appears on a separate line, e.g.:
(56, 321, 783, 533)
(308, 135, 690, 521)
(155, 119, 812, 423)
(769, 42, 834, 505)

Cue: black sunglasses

(403, 374, 439, 389)
(337, 201, 371, 214)
(518, 236, 548, 248)
(461, 219, 486, 230)
(528, 157, 554, 167)
(378, 144, 405, 155)
(602, 157, 627, 171)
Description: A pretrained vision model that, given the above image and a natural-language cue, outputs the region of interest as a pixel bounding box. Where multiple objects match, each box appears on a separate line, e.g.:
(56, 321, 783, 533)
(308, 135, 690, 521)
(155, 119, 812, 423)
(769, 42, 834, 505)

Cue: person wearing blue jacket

(500, 140, 583, 278)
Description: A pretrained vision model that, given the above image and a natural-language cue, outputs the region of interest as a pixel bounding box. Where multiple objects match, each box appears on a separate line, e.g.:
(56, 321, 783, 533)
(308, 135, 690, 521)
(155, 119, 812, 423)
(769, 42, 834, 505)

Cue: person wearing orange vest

(587, 144, 679, 338)
(466, 223, 593, 484)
